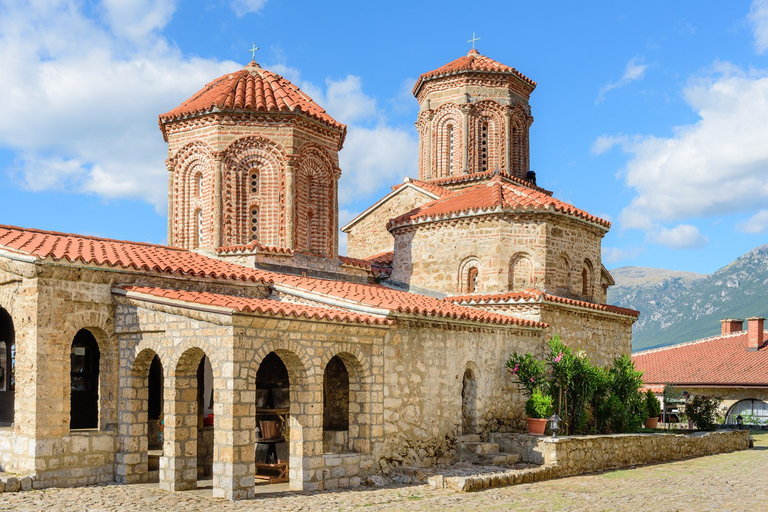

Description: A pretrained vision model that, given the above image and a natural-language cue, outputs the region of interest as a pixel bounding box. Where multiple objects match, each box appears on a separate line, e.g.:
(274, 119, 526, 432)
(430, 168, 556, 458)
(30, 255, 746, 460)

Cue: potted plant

(644, 389, 661, 429)
(525, 388, 554, 435)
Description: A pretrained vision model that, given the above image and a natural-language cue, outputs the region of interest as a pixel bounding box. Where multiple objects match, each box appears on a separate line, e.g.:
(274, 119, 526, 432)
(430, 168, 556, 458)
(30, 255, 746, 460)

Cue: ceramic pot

(527, 417, 548, 436)
(645, 417, 659, 429)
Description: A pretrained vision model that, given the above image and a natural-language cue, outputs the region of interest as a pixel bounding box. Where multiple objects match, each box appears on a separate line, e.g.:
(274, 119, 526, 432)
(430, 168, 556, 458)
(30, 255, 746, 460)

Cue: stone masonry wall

(491, 430, 751, 477)
(344, 184, 437, 260)
(380, 320, 544, 471)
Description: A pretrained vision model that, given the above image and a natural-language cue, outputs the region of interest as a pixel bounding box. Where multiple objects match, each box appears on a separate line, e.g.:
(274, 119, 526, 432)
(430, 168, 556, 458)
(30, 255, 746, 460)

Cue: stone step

(460, 442, 499, 456)
(473, 452, 521, 466)
(457, 434, 482, 443)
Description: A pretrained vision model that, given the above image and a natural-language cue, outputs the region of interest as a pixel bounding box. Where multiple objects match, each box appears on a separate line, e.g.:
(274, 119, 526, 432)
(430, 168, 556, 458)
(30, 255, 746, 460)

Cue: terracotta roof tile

(365, 251, 394, 267)
(388, 174, 611, 230)
(215, 241, 293, 255)
(0, 224, 272, 283)
(414, 49, 536, 96)
(118, 286, 389, 325)
(427, 170, 552, 195)
(632, 331, 768, 386)
(447, 289, 640, 318)
(274, 277, 546, 329)
(159, 61, 345, 141)
(390, 178, 452, 198)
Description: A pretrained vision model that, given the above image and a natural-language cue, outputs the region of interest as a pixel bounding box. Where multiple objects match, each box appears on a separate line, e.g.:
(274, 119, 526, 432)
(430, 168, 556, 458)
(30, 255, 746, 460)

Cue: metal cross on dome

(248, 42, 259, 61)
(467, 32, 480, 49)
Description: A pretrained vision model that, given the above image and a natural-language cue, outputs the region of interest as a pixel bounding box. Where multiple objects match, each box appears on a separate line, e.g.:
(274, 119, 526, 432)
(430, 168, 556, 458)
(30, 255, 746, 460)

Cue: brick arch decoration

(469, 101, 505, 174)
(117, 347, 161, 484)
(458, 256, 481, 293)
(295, 145, 335, 257)
(510, 105, 530, 179)
(509, 252, 534, 291)
(222, 136, 286, 247)
(173, 142, 214, 249)
(556, 253, 572, 295)
(319, 347, 373, 453)
(431, 104, 463, 178)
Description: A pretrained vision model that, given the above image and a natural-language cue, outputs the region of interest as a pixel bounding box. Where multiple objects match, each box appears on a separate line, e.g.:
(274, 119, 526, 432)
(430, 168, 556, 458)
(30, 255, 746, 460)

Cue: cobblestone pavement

(2, 432, 766, 512)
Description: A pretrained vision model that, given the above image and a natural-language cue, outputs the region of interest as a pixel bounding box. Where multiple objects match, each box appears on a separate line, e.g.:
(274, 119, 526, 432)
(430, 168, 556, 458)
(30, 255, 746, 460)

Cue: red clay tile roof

(215, 240, 294, 255)
(159, 61, 346, 141)
(427, 170, 552, 195)
(632, 331, 768, 386)
(390, 178, 452, 198)
(274, 277, 546, 329)
(447, 289, 640, 318)
(338, 255, 372, 270)
(365, 251, 394, 268)
(414, 49, 536, 96)
(388, 174, 611, 230)
(639, 384, 666, 394)
(0, 224, 272, 283)
(117, 286, 389, 325)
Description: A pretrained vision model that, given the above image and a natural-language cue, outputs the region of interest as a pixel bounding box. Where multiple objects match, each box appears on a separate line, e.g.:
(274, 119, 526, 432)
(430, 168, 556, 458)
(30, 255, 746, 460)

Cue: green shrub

(525, 388, 554, 419)
(686, 395, 722, 431)
(645, 389, 661, 418)
(506, 352, 547, 397)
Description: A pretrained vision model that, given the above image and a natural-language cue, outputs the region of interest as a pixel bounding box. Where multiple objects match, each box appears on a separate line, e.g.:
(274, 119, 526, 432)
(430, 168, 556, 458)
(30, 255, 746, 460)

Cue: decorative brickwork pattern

(172, 142, 214, 249)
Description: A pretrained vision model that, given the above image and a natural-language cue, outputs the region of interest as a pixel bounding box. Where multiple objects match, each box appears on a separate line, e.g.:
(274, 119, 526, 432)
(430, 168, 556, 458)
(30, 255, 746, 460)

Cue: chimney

(720, 318, 743, 335)
(746, 317, 765, 351)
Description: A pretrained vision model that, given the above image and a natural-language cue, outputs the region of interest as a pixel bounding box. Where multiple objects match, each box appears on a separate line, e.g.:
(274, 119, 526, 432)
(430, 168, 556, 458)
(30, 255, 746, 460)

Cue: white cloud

(602, 64, 768, 233)
(646, 224, 708, 250)
(737, 209, 768, 233)
(602, 246, 643, 264)
(596, 57, 648, 104)
(230, 0, 268, 17)
(749, 0, 768, 54)
(101, 0, 178, 42)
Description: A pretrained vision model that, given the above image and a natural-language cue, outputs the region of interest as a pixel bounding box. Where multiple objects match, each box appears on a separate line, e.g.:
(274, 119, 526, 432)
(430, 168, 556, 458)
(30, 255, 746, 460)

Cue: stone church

(0, 49, 638, 500)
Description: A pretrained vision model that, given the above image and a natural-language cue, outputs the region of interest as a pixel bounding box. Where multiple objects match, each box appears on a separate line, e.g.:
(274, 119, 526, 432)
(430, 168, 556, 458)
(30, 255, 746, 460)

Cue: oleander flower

(554, 352, 563, 363)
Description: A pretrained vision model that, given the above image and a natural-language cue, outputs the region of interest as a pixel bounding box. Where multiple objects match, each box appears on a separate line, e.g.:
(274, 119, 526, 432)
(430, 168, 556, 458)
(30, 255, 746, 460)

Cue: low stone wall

(33, 431, 116, 488)
(318, 452, 374, 490)
(490, 430, 751, 477)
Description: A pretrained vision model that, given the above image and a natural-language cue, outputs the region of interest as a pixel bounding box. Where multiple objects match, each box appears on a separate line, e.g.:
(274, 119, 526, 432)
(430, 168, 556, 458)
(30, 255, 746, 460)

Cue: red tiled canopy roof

(447, 289, 640, 318)
(117, 286, 390, 325)
(413, 49, 536, 96)
(388, 174, 611, 230)
(0, 224, 272, 283)
(632, 331, 768, 386)
(159, 61, 346, 140)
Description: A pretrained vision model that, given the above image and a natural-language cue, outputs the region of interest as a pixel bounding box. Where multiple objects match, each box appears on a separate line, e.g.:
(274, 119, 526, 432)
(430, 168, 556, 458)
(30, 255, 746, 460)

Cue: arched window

(480, 122, 488, 172)
(447, 125, 454, 175)
(467, 267, 478, 293)
(462, 367, 478, 435)
(726, 399, 768, 425)
(581, 259, 594, 298)
(0, 308, 14, 425)
(557, 255, 571, 294)
(250, 206, 259, 241)
(70, 329, 100, 430)
(196, 172, 203, 197)
(458, 257, 480, 293)
(323, 356, 349, 433)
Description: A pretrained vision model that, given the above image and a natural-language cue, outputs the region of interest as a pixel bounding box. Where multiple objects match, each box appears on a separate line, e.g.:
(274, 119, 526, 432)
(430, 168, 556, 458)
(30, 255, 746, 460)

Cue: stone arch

(458, 256, 481, 293)
(222, 136, 286, 247)
(432, 104, 463, 178)
(321, 349, 370, 453)
(70, 328, 101, 430)
(470, 101, 505, 173)
(556, 253, 572, 295)
(509, 252, 534, 291)
(0, 307, 15, 425)
(581, 259, 594, 299)
(461, 361, 481, 435)
(296, 144, 335, 257)
(173, 141, 214, 249)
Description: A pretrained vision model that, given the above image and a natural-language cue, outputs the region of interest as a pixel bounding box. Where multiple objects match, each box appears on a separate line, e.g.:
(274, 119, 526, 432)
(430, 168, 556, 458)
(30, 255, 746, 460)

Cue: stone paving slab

(0, 432, 765, 511)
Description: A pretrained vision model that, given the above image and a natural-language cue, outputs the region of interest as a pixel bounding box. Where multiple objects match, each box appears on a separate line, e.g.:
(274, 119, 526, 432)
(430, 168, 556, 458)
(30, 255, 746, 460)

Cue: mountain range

(607, 243, 768, 352)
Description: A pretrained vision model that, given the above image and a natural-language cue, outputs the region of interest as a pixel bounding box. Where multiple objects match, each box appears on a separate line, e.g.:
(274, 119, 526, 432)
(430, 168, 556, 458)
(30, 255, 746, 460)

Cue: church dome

(413, 49, 536, 97)
(159, 61, 346, 140)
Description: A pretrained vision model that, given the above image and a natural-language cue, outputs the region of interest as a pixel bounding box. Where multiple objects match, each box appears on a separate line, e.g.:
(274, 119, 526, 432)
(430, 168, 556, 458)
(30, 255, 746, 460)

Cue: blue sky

(1, 1, 767, 275)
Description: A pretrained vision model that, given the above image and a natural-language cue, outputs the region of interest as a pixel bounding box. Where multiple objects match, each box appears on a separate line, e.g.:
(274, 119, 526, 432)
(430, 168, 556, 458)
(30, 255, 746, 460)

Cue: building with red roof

(632, 317, 768, 425)
(0, 49, 637, 500)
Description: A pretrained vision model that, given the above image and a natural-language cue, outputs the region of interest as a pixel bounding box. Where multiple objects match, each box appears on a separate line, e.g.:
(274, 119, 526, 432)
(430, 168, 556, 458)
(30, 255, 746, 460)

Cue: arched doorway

(726, 399, 768, 425)
(147, 355, 164, 479)
(461, 368, 478, 435)
(70, 329, 100, 430)
(254, 352, 290, 484)
(323, 355, 350, 453)
(197, 355, 214, 479)
(0, 308, 14, 425)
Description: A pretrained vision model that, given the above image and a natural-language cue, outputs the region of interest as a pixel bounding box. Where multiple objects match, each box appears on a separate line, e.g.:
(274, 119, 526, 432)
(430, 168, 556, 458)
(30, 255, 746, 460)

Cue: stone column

(166, 158, 175, 246)
(116, 357, 149, 484)
(284, 157, 298, 249)
(292, 379, 323, 491)
(159, 373, 198, 492)
(212, 153, 223, 248)
(212, 368, 256, 500)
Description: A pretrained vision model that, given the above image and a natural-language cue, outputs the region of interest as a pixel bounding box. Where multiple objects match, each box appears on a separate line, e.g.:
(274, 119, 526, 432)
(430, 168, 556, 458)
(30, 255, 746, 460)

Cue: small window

(447, 125, 454, 175)
(195, 173, 203, 197)
(250, 171, 259, 194)
(467, 267, 478, 293)
(250, 207, 259, 241)
(481, 122, 488, 172)
(196, 210, 203, 247)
